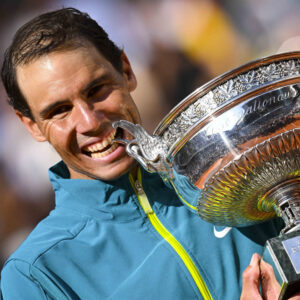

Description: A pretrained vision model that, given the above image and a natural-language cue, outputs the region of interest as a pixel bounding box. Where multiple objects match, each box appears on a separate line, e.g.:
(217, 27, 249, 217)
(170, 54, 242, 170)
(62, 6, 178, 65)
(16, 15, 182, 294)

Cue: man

(0, 7, 296, 299)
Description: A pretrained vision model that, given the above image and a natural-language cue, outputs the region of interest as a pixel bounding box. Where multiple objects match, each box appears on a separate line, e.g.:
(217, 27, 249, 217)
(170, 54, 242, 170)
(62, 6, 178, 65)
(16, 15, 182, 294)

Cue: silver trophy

(113, 52, 300, 299)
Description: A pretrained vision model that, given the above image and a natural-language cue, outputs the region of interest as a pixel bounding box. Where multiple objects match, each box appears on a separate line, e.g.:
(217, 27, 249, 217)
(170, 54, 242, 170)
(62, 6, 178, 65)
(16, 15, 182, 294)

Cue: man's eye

(48, 105, 71, 118)
(87, 85, 103, 98)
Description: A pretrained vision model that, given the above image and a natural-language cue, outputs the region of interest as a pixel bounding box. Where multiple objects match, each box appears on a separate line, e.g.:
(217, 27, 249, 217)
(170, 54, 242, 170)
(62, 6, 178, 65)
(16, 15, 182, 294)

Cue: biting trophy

(113, 52, 300, 299)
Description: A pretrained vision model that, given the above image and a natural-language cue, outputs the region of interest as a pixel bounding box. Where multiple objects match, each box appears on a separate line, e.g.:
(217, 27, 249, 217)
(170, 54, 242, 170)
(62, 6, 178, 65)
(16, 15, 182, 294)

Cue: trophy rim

(153, 51, 300, 136)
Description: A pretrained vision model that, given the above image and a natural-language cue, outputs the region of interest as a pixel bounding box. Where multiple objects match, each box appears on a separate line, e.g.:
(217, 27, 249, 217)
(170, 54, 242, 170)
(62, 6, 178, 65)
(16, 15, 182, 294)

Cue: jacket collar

(49, 161, 143, 222)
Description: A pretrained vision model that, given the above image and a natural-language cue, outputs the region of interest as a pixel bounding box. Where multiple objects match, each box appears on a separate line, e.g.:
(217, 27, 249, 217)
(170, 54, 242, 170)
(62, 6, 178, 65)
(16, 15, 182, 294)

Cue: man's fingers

(240, 253, 262, 300)
(241, 254, 300, 300)
(260, 258, 281, 300)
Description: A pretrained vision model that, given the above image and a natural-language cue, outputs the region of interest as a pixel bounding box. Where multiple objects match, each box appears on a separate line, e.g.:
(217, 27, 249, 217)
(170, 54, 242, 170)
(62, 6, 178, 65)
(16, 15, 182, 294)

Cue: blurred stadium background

(0, 0, 300, 267)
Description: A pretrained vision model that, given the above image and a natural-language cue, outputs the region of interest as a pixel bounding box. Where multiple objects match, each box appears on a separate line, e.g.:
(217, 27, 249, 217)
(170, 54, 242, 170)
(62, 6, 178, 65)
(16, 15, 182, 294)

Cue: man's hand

(240, 253, 300, 300)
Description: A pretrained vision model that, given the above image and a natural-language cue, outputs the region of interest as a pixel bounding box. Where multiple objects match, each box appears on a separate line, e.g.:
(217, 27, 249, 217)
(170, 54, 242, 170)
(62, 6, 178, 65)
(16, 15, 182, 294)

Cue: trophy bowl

(113, 51, 300, 299)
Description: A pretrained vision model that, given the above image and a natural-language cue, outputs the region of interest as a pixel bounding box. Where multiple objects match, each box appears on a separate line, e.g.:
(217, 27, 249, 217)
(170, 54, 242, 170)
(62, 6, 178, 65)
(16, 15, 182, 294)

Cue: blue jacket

(0, 161, 282, 299)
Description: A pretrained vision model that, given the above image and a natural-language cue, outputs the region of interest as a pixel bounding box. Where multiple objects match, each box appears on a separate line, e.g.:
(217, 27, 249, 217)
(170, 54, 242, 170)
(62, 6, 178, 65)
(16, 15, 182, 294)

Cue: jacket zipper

(129, 169, 212, 300)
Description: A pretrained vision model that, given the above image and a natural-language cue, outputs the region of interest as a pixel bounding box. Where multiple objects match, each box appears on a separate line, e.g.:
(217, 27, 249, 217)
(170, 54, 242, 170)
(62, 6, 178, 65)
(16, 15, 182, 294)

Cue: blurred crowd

(1, 0, 300, 268)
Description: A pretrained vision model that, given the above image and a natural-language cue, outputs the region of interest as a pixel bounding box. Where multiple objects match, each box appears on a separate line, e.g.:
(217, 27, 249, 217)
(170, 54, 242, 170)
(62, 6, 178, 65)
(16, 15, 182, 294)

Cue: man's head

(1, 8, 141, 180)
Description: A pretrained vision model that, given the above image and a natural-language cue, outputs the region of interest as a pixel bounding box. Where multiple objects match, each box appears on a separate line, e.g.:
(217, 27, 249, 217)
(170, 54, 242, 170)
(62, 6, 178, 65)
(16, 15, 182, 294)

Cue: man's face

(16, 45, 141, 180)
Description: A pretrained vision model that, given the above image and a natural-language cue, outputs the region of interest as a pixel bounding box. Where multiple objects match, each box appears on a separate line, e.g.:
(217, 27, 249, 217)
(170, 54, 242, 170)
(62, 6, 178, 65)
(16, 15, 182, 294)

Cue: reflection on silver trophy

(113, 52, 300, 299)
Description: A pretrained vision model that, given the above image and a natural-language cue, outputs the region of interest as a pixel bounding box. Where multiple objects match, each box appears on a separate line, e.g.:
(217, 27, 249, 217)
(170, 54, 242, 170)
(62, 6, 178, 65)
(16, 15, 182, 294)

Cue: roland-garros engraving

(244, 89, 295, 116)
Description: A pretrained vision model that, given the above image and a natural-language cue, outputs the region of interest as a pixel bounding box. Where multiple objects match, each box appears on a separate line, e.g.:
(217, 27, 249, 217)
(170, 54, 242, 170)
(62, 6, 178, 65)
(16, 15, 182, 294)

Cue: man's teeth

(90, 143, 118, 158)
(84, 130, 118, 158)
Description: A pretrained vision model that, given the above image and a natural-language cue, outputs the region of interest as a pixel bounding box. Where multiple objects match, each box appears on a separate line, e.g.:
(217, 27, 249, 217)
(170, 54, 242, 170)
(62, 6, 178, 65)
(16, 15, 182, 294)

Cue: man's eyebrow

(82, 74, 111, 95)
(39, 100, 68, 118)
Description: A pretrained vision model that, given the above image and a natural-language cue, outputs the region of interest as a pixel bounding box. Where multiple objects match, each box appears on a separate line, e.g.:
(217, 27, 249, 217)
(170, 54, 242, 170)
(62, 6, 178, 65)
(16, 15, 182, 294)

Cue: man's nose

(72, 102, 103, 134)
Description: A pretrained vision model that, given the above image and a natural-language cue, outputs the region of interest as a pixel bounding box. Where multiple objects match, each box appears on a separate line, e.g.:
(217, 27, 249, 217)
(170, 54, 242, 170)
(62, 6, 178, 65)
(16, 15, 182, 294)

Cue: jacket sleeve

(0, 259, 50, 300)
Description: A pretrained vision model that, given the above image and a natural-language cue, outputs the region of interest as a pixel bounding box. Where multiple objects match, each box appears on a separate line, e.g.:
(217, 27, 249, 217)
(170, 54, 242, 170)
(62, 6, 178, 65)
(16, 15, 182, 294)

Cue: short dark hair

(1, 7, 123, 120)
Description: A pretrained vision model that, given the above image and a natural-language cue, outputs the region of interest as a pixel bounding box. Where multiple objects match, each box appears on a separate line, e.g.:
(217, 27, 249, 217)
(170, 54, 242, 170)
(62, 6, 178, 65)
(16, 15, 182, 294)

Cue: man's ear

(121, 52, 137, 92)
(15, 111, 47, 142)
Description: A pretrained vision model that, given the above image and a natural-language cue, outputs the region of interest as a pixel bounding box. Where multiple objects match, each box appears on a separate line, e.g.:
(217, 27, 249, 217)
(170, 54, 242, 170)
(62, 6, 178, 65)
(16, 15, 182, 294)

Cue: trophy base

(262, 229, 300, 300)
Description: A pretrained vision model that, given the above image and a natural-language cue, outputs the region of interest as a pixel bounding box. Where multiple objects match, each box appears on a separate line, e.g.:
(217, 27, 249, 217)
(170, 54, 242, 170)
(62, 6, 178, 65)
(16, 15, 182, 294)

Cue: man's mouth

(82, 128, 123, 159)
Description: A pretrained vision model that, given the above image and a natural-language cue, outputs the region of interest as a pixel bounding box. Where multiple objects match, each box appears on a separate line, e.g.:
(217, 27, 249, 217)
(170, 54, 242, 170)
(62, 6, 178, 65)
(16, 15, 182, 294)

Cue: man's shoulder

(5, 209, 88, 267)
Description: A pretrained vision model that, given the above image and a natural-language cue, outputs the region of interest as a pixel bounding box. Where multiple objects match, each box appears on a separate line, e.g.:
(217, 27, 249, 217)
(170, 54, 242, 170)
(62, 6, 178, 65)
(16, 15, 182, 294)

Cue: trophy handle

(112, 120, 169, 173)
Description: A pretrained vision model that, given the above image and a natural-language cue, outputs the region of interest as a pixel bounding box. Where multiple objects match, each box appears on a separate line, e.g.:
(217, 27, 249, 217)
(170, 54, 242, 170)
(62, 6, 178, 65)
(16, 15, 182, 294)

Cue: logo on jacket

(213, 226, 232, 238)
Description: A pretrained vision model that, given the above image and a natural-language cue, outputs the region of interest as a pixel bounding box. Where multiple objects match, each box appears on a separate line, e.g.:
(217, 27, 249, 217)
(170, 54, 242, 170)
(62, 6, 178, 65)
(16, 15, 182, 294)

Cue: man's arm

(1, 260, 49, 299)
(240, 253, 300, 300)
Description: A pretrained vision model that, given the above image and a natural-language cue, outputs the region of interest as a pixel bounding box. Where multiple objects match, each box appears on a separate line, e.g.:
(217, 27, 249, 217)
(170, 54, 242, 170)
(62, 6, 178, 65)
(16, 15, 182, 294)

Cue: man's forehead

(17, 41, 111, 71)
(16, 45, 112, 83)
